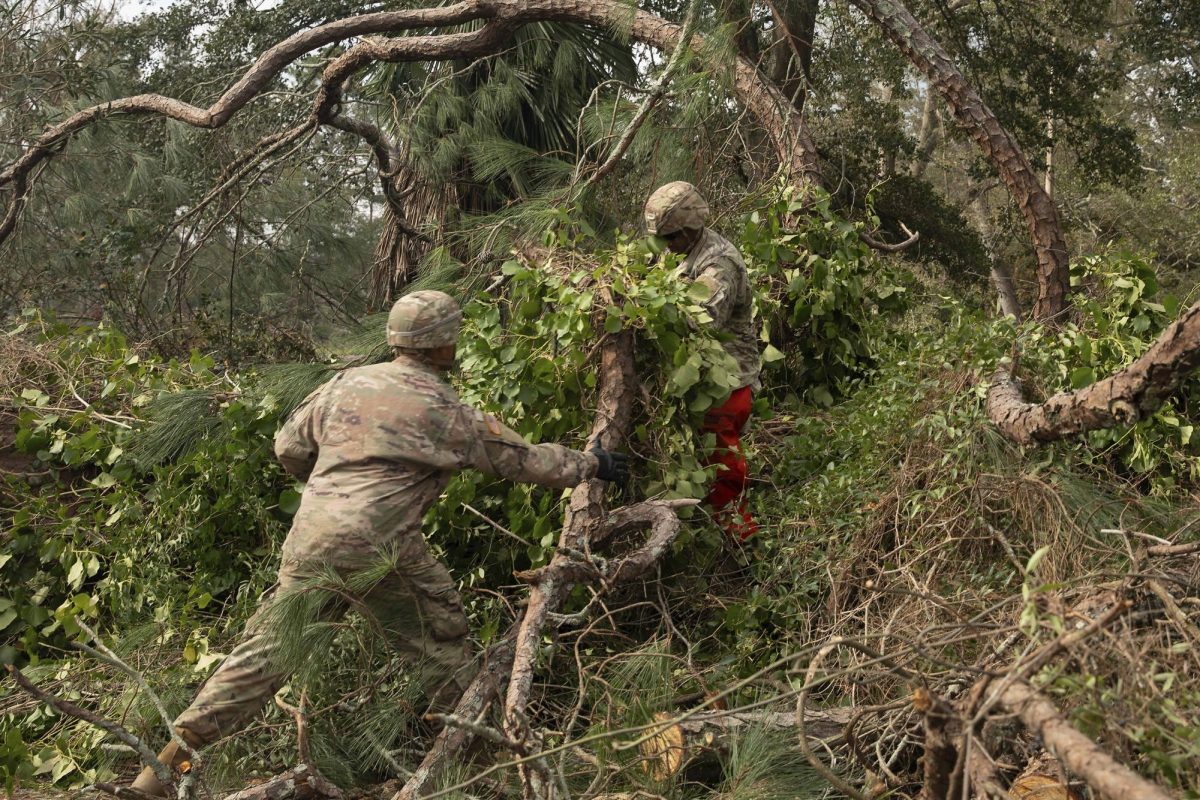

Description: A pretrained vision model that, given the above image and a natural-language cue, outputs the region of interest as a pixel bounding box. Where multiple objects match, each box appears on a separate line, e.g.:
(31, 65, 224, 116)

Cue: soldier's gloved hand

(590, 442, 631, 484)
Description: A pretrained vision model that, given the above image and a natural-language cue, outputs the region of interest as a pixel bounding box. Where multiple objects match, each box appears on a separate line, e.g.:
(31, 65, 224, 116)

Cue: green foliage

(742, 186, 910, 405)
(426, 233, 747, 582)
(1, 316, 289, 675)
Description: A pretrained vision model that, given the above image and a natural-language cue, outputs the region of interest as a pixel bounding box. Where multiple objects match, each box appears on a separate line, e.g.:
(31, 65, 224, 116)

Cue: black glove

(590, 442, 631, 484)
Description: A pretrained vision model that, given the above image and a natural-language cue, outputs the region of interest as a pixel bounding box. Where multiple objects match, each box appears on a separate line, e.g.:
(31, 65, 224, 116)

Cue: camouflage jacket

(678, 228, 761, 390)
(273, 356, 598, 567)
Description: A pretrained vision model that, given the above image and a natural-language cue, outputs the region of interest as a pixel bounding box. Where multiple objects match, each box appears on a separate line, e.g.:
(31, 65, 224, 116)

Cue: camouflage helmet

(643, 181, 709, 236)
(386, 290, 463, 349)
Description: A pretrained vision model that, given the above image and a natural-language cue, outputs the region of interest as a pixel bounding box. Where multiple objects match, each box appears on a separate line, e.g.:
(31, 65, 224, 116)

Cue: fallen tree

(988, 297, 1200, 444)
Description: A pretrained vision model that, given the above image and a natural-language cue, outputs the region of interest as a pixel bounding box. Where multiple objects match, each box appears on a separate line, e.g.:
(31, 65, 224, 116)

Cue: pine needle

(129, 389, 224, 467)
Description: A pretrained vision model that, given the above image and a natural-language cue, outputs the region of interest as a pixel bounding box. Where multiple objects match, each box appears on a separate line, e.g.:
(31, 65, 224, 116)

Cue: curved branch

(848, 0, 1069, 322)
(0, 3, 488, 186)
(0, 0, 824, 250)
(988, 299, 1200, 444)
(859, 221, 919, 253)
(323, 114, 433, 243)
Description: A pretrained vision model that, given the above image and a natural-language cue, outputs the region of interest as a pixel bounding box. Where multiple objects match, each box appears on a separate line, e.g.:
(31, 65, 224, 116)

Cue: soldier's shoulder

(339, 362, 457, 404)
(694, 229, 742, 264)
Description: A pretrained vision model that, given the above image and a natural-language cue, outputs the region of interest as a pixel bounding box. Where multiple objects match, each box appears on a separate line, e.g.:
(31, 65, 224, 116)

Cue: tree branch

(988, 297, 1200, 444)
(1, 0, 827, 251)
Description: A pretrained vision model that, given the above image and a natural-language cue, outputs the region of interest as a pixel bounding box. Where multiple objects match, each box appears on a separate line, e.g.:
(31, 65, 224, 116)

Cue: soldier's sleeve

(693, 257, 739, 328)
(274, 388, 323, 480)
(449, 406, 598, 488)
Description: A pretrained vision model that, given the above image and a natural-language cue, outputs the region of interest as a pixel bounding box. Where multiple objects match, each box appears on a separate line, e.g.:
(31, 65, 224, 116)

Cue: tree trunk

(767, 0, 819, 114)
(988, 297, 1200, 444)
(369, 161, 455, 310)
(848, 0, 1070, 323)
(719, 0, 760, 66)
(909, 88, 941, 178)
(990, 260, 1022, 319)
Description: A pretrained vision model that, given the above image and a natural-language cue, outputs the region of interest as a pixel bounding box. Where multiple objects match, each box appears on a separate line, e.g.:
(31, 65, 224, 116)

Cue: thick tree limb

(994, 681, 1171, 800)
(848, 0, 1070, 322)
(988, 299, 1200, 444)
(503, 331, 636, 797)
(220, 764, 342, 800)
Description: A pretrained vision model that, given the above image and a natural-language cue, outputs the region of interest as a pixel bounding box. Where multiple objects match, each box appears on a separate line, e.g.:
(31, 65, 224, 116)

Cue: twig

(426, 713, 529, 755)
(275, 690, 311, 766)
(6, 665, 175, 792)
(581, 0, 702, 187)
(463, 502, 534, 547)
(796, 643, 869, 800)
(73, 618, 197, 770)
(1147, 540, 1200, 557)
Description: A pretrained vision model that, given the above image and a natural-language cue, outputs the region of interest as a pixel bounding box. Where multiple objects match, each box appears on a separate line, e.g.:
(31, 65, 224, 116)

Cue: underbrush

(3, 206, 1200, 796)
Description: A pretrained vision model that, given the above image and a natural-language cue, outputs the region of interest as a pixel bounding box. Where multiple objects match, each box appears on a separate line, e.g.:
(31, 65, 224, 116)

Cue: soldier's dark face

(428, 343, 458, 371)
(662, 227, 702, 255)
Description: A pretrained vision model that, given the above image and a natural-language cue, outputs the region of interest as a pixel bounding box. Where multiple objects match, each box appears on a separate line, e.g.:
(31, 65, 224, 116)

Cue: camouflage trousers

(174, 532, 475, 745)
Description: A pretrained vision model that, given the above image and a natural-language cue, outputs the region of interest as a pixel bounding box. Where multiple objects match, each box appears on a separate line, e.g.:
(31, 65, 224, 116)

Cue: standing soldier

(130, 290, 630, 797)
(643, 181, 760, 541)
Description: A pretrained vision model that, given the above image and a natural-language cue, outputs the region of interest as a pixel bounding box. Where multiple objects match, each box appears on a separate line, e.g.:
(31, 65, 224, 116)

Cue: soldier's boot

(129, 729, 202, 798)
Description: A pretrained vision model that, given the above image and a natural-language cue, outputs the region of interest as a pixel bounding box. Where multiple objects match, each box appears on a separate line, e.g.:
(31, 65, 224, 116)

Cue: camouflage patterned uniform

(676, 228, 760, 391)
(171, 307, 598, 746)
(645, 182, 761, 539)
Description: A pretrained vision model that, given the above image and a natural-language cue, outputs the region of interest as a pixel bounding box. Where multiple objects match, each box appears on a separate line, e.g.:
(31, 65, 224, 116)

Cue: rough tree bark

(988, 298, 1200, 444)
(0, 0, 823, 252)
(502, 330, 636, 797)
(849, 0, 1070, 322)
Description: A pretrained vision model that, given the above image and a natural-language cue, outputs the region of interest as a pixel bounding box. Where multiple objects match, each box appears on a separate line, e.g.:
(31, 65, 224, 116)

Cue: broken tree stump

(640, 708, 853, 783)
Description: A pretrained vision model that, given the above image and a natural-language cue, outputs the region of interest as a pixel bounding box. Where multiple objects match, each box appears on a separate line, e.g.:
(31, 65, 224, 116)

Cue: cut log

(1008, 751, 1081, 800)
(640, 708, 852, 783)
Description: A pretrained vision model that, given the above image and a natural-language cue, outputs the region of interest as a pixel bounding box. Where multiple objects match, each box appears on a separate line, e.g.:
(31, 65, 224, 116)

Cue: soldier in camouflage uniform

(644, 181, 761, 540)
(131, 290, 630, 797)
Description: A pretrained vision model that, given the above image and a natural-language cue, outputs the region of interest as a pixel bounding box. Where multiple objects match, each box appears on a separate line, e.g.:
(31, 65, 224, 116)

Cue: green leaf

(669, 362, 701, 395)
(1069, 367, 1095, 390)
(1026, 545, 1051, 575)
(67, 559, 85, 590)
(90, 473, 117, 489)
(762, 344, 786, 363)
(278, 489, 302, 516)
